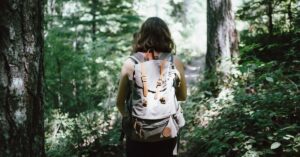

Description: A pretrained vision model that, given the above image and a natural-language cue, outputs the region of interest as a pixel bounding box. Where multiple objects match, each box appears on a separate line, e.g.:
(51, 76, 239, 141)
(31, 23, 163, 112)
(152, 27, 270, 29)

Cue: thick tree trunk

(206, 0, 239, 76)
(0, 0, 45, 156)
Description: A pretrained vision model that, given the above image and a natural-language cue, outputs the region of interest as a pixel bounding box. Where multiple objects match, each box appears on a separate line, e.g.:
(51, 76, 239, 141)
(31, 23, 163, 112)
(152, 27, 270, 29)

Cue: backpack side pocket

(174, 105, 185, 128)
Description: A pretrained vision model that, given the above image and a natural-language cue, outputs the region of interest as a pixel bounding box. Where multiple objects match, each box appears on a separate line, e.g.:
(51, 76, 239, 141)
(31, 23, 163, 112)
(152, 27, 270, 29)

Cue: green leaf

(283, 135, 294, 140)
(266, 77, 274, 83)
(270, 142, 281, 149)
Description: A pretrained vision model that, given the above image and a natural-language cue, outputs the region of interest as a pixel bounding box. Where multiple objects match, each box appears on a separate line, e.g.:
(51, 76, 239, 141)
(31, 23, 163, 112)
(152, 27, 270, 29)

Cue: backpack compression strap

(129, 55, 148, 97)
(129, 53, 173, 98)
(141, 62, 148, 97)
(154, 59, 167, 100)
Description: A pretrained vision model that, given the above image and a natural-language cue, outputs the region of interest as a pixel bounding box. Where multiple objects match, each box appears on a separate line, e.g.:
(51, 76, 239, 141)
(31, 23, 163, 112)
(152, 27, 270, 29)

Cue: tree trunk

(287, 0, 293, 31)
(91, 0, 96, 43)
(55, 57, 63, 107)
(0, 0, 45, 156)
(206, 0, 239, 76)
(267, 0, 273, 35)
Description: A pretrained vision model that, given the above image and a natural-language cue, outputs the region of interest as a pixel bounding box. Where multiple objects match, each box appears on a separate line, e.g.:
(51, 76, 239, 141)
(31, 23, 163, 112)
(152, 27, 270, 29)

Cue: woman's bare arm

(116, 59, 133, 117)
(174, 56, 187, 101)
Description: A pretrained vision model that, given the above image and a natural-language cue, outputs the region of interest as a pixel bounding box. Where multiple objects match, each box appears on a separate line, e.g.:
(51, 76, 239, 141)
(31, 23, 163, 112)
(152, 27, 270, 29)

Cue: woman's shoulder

(173, 55, 184, 70)
(121, 57, 136, 79)
(124, 57, 136, 65)
(173, 55, 182, 62)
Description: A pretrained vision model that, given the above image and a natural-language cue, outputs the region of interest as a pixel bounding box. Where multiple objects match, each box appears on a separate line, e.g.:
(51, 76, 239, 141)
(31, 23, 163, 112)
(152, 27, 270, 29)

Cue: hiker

(116, 17, 187, 157)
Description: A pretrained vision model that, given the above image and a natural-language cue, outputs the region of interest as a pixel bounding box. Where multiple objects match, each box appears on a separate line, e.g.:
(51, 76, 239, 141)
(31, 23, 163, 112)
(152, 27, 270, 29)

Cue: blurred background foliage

(44, 0, 299, 156)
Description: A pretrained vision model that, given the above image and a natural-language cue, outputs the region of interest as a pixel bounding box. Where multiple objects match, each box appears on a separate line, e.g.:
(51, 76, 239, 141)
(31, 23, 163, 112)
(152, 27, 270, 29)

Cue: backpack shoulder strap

(129, 52, 146, 64)
(128, 56, 139, 64)
(170, 54, 175, 69)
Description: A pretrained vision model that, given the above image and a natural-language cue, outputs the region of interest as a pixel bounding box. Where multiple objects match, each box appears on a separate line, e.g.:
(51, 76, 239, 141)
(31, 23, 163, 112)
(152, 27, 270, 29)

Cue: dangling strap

(154, 59, 167, 99)
(130, 53, 148, 97)
(141, 62, 148, 97)
(140, 50, 157, 97)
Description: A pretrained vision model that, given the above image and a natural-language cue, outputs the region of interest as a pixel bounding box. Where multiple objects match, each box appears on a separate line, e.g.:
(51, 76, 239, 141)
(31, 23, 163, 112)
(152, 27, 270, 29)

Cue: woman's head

(133, 17, 175, 53)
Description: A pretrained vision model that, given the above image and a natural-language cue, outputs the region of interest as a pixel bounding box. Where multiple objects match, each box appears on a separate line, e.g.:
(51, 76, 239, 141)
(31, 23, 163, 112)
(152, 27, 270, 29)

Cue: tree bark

(0, 0, 45, 156)
(206, 0, 239, 76)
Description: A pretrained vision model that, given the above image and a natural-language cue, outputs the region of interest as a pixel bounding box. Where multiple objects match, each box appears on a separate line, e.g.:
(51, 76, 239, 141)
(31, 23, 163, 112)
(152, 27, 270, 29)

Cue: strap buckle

(133, 118, 144, 138)
(157, 79, 162, 86)
(141, 76, 147, 82)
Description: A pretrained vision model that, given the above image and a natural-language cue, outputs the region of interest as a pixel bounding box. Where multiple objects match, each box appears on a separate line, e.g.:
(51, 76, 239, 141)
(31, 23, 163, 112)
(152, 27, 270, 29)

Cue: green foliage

(45, 108, 122, 157)
(239, 31, 300, 63)
(181, 1, 300, 156)
(236, 0, 298, 34)
(182, 58, 300, 156)
(44, 0, 140, 156)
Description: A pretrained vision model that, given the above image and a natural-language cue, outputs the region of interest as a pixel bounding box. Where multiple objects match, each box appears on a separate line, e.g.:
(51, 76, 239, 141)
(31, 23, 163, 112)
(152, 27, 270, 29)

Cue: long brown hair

(133, 17, 175, 53)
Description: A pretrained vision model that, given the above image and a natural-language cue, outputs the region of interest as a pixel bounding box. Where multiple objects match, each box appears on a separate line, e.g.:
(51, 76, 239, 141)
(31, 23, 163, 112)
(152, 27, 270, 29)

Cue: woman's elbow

(176, 92, 187, 101)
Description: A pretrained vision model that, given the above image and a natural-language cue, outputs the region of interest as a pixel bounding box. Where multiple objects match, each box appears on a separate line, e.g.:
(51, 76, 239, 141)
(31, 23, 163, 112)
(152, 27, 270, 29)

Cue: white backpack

(122, 51, 185, 142)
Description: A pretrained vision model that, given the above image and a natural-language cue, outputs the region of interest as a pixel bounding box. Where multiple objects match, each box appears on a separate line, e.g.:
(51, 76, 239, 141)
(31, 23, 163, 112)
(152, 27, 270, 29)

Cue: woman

(116, 17, 187, 157)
